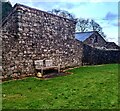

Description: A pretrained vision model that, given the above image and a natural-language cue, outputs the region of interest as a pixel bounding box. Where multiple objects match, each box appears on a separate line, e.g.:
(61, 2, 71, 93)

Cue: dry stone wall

(0, 37, 1, 63)
(2, 4, 83, 80)
(82, 44, 120, 65)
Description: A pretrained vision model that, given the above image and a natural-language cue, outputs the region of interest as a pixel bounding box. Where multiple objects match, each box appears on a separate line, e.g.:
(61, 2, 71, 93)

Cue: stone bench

(34, 60, 60, 75)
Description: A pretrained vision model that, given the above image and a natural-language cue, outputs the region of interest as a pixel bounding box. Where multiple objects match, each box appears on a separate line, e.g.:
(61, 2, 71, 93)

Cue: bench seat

(34, 60, 60, 74)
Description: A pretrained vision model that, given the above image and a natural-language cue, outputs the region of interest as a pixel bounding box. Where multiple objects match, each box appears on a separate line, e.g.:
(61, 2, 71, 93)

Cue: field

(2, 64, 119, 109)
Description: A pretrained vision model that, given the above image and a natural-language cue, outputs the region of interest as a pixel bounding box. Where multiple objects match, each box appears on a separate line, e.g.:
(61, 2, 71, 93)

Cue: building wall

(84, 32, 107, 48)
(2, 4, 83, 80)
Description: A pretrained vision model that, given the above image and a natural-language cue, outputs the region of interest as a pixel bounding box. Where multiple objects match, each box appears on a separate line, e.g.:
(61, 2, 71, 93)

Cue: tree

(76, 18, 89, 32)
(76, 18, 106, 38)
(48, 9, 60, 15)
(48, 9, 76, 21)
(90, 19, 106, 38)
(2, 1, 13, 20)
(90, 19, 102, 32)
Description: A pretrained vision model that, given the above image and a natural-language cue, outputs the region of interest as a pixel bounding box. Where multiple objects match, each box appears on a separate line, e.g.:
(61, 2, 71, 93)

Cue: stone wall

(2, 4, 83, 79)
(2, 3, 119, 81)
(82, 44, 120, 65)
(0, 31, 2, 77)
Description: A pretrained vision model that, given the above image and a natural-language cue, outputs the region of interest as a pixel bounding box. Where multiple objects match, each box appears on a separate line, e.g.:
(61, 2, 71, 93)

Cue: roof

(106, 42, 116, 45)
(75, 31, 95, 41)
(106, 42, 119, 49)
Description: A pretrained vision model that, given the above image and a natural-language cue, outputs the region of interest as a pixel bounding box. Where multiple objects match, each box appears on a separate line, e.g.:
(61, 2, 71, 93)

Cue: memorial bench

(34, 60, 60, 75)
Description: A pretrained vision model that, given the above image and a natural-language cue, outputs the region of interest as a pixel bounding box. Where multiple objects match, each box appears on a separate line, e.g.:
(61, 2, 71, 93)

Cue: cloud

(103, 12, 117, 20)
(9, 0, 120, 2)
(31, 2, 87, 11)
(42, 2, 75, 10)
(112, 22, 120, 27)
(102, 12, 118, 27)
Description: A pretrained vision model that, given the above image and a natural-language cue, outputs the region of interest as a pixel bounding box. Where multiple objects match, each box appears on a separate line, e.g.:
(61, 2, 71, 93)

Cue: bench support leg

(41, 67, 43, 75)
(58, 64, 60, 73)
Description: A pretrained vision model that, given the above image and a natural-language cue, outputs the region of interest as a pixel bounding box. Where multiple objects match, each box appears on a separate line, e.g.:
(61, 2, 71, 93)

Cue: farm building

(75, 31, 119, 50)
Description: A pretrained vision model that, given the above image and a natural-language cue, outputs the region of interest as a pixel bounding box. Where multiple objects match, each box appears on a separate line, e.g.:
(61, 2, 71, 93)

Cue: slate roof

(75, 31, 95, 41)
(105, 42, 119, 49)
(106, 42, 116, 45)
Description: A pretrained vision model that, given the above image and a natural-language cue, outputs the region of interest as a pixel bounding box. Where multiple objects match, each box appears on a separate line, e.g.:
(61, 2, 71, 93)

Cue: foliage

(2, 64, 118, 109)
(48, 9, 77, 22)
(76, 18, 106, 38)
(90, 19, 106, 38)
(76, 18, 89, 32)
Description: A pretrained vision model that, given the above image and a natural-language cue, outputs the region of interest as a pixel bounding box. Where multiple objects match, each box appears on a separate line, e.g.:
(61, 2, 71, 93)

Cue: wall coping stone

(2, 3, 77, 27)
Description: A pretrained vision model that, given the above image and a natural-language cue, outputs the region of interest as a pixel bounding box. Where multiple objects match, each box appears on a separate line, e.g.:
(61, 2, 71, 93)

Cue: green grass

(2, 64, 119, 109)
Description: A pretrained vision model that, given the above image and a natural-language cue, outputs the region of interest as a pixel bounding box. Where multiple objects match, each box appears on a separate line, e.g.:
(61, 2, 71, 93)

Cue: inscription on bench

(34, 60, 43, 69)
(45, 60, 53, 67)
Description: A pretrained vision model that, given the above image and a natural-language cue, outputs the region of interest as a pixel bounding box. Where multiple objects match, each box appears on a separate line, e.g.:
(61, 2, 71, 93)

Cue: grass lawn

(2, 64, 119, 109)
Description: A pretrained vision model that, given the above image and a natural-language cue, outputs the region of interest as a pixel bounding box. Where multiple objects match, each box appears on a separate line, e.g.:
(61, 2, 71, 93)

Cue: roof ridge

(75, 31, 96, 34)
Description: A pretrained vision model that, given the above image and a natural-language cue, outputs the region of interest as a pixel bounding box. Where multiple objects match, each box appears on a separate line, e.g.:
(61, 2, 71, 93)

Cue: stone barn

(75, 31, 120, 50)
(2, 3, 83, 79)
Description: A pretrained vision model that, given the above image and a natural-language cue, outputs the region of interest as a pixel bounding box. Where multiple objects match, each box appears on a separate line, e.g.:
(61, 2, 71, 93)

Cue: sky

(6, 0, 119, 45)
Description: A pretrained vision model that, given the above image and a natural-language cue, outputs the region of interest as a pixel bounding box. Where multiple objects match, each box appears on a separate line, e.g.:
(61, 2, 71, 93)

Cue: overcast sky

(8, 0, 119, 45)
